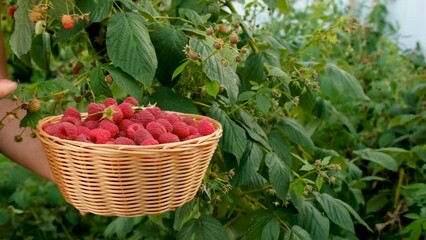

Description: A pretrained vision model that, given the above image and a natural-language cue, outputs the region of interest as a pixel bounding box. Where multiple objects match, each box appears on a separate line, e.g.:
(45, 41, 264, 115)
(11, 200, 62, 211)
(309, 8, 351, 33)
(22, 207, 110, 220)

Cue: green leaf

(105, 66, 143, 102)
(242, 53, 267, 86)
(268, 131, 292, 164)
(366, 193, 388, 214)
(106, 12, 157, 86)
(237, 91, 256, 102)
(10, 0, 34, 56)
(302, 202, 330, 240)
(0, 209, 9, 225)
(104, 217, 141, 239)
(172, 60, 190, 81)
(149, 87, 198, 114)
(261, 218, 280, 240)
(20, 111, 43, 129)
(179, 8, 204, 26)
(333, 197, 373, 232)
(177, 215, 228, 240)
(265, 152, 291, 200)
(208, 105, 247, 160)
(230, 210, 275, 240)
(318, 63, 368, 102)
(285, 225, 312, 240)
(30, 32, 51, 72)
(236, 109, 271, 149)
(90, 65, 113, 98)
(89, 0, 113, 23)
(150, 26, 187, 86)
(354, 148, 398, 171)
(231, 141, 266, 188)
(316, 193, 355, 233)
(277, 117, 315, 149)
(190, 38, 240, 103)
(174, 200, 196, 231)
(256, 94, 272, 115)
(205, 80, 220, 97)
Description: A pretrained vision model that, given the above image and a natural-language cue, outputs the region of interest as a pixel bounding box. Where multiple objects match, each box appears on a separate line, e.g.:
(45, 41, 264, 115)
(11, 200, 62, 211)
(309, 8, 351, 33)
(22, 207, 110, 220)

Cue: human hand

(0, 79, 17, 98)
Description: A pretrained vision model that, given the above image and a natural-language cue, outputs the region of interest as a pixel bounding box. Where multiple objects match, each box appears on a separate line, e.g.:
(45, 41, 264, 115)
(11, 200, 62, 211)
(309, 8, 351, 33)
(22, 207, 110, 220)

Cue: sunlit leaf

(10, 0, 34, 56)
(354, 148, 398, 171)
(316, 193, 355, 233)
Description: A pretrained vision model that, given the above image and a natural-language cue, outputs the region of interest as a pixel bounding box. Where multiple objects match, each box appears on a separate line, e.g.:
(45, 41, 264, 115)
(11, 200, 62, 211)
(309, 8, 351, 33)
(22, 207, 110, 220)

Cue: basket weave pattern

(36, 113, 222, 217)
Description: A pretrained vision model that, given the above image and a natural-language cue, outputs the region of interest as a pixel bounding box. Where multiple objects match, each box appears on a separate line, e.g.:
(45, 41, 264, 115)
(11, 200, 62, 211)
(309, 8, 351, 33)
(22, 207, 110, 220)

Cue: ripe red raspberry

(165, 113, 181, 124)
(62, 14, 75, 30)
(60, 116, 81, 125)
(75, 133, 91, 143)
(158, 132, 180, 144)
(145, 107, 163, 119)
(103, 98, 117, 107)
(126, 123, 145, 140)
(133, 129, 153, 145)
(155, 118, 173, 132)
(183, 133, 202, 141)
(7, 6, 16, 19)
(119, 102, 134, 119)
(123, 96, 139, 106)
(89, 128, 111, 144)
(134, 110, 155, 126)
(103, 105, 123, 123)
(87, 103, 105, 121)
(73, 61, 83, 75)
(183, 117, 196, 126)
(141, 138, 159, 146)
(188, 126, 198, 135)
(99, 119, 119, 138)
(83, 120, 99, 129)
(63, 107, 81, 120)
(76, 125, 91, 136)
(146, 121, 166, 139)
(114, 137, 135, 145)
(197, 118, 215, 136)
(44, 123, 61, 136)
(172, 121, 190, 139)
(59, 122, 78, 139)
(42, 122, 54, 131)
(118, 119, 134, 132)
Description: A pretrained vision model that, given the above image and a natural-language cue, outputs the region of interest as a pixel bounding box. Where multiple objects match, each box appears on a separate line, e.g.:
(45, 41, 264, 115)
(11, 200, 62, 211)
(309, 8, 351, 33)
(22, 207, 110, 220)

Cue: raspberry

(145, 107, 163, 119)
(188, 126, 198, 135)
(83, 120, 99, 129)
(165, 113, 181, 124)
(141, 138, 159, 146)
(133, 129, 153, 145)
(73, 61, 83, 75)
(7, 6, 16, 19)
(118, 119, 135, 132)
(28, 98, 42, 112)
(102, 105, 123, 123)
(76, 125, 91, 136)
(61, 116, 81, 125)
(118, 130, 127, 137)
(89, 128, 111, 144)
(172, 121, 190, 139)
(99, 119, 119, 137)
(183, 133, 202, 141)
(63, 107, 81, 120)
(114, 137, 135, 145)
(123, 96, 139, 106)
(103, 98, 117, 107)
(126, 123, 145, 140)
(42, 122, 54, 131)
(87, 103, 105, 121)
(62, 14, 75, 30)
(119, 102, 134, 119)
(229, 32, 239, 44)
(28, 10, 43, 22)
(105, 74, 113, 84)
(158, 132, 180, 144)
(146, 121, 167, 139)
(134, 110, 155, 126)
(44, 123, 60, 136)
(197, 118, 215, 136)
(183, 117, 196, 126)
(155, 118, 173, 132)
(75, 133, 91, 143)
(59, 122, 78, 139)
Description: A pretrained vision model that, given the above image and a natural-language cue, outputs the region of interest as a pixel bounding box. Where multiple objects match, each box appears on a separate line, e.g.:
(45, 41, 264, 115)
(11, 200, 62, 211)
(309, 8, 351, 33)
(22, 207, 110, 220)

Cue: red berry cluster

(42, 97, 216, 146)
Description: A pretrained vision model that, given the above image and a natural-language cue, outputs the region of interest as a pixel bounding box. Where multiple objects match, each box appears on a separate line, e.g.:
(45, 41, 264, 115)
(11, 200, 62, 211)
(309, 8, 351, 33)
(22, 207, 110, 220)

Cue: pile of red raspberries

(42, 97, 216, 146)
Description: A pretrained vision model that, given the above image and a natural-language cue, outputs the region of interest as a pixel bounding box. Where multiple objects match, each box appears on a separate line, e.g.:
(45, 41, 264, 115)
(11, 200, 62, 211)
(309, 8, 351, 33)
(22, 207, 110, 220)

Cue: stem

(154, 16, 192, 24)
(393, 167, 404, 209)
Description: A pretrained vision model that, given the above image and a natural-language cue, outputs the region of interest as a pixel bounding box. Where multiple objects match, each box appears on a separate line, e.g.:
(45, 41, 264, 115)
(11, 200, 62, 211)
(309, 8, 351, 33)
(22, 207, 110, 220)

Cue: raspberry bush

(1, 0, 426, 239)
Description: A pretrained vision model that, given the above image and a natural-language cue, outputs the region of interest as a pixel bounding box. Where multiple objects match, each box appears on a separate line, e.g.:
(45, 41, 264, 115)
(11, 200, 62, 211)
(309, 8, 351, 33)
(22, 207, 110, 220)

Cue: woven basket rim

(36, 111, 223, 150)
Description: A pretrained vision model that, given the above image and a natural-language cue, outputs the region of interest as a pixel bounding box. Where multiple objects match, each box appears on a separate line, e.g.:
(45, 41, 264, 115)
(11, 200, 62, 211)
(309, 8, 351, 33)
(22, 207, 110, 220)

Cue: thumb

(0, 79, 17, 98)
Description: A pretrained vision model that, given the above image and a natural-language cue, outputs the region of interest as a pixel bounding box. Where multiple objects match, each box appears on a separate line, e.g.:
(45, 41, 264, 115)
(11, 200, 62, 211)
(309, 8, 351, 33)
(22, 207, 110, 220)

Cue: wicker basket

(36, 112, 222, 217)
